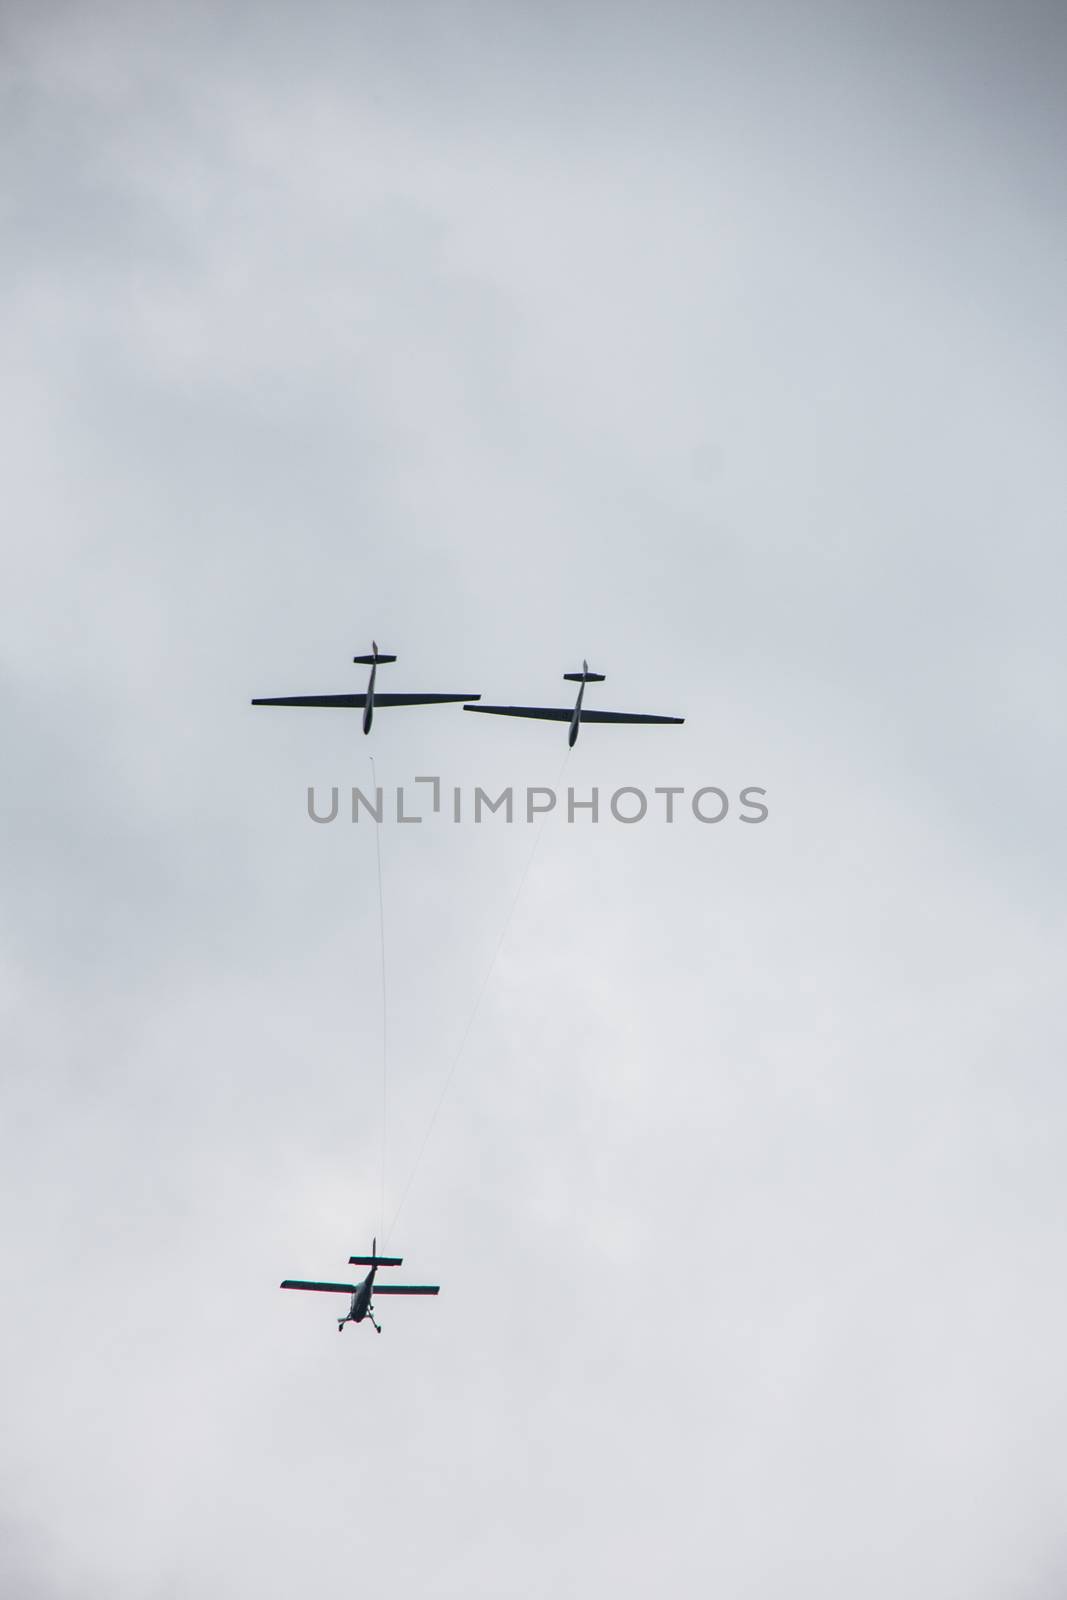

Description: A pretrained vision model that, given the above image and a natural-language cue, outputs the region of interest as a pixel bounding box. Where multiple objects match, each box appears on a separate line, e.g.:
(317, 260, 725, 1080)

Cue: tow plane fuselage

(341, 1268, 375, 1328)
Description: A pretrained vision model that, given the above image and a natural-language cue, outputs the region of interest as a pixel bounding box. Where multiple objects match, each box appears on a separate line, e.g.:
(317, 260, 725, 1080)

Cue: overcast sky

(2, 3, 1066, 1595)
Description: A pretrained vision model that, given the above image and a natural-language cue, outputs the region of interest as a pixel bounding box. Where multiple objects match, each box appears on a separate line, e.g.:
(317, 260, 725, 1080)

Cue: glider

(464, 659, 684, 747)
(253, 641, 479, 734)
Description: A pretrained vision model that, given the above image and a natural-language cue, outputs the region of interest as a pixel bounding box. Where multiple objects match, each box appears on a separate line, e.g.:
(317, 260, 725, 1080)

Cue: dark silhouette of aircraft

(253, 641, 479, 734)
(280, 1239, 439, 1334)
(464, 659, 684, 747)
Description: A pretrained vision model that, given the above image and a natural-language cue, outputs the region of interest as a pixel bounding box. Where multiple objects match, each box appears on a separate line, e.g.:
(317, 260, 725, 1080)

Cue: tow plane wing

(280, 1280, 358, 1294)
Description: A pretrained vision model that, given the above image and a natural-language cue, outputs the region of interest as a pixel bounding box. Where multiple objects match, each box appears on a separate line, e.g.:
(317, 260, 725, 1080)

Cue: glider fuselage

(363, 660, 376, 734)
(569, 676, 586, 747)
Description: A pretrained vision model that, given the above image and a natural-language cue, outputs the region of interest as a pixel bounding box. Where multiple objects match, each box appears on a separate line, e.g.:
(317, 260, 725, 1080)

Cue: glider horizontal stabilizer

(372, 1285, 440, 1295)
(348, 1253, 403, 1267)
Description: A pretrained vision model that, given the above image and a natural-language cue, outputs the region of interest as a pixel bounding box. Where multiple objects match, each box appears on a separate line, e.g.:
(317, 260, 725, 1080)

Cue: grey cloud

(2, 3, 1066, 1596)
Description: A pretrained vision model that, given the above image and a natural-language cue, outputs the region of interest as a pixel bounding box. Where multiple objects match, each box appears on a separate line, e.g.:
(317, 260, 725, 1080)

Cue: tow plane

(253, 641, 479, 735)
(464, 659, 684, 747)
(280, 1239, 440, 1334)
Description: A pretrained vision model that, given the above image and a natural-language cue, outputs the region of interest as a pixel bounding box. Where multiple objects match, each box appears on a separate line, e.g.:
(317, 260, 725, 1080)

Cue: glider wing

(463, 705, 572, 721)
(253, 695, 367, 707)
(371, 693, 480, 707)
(252, 694, 478, 708)
(464, 705, 683, 725)
(576, 709, 684, 725)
